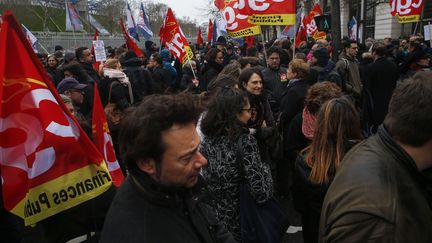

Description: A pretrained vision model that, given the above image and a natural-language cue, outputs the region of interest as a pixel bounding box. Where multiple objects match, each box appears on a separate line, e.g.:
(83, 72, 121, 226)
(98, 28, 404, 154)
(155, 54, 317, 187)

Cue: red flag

(91, 30, 100, 72)
(197, 27, 204, 45)
(245, 35, 255, 47)
(295, 24, 307, 48)
(92, 83, 124, 187)
(237, 0, 297, 26)
(120, 18, 144, 57)
(390, 0, 425, 23)
(214, 0, 225, 10)
(160, 8, 194, 65)
(217, 1, 261, 38)
(0, 11, 112, 226)
(207, 19, 213, 43)
(311, 3, 323, 16)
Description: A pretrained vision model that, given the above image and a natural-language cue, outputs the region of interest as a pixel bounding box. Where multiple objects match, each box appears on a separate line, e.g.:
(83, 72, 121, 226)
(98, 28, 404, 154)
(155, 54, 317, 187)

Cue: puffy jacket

(319, 125, 432, 243)
(101, 173, 237, 243)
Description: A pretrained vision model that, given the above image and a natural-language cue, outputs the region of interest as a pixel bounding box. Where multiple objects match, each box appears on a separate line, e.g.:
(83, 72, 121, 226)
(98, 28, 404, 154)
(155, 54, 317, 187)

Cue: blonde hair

(289, 59, 310, 79)
(104, 58, 120, 69)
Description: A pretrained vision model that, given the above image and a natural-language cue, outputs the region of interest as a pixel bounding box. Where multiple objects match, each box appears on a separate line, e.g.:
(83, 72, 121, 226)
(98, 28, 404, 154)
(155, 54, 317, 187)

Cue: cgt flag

(390, 0, 425, 23)
(237, 0, 297, 26)
(159, 8, 194, 65)
(0, 11, 112, 226)
(92, 84, 124, 187)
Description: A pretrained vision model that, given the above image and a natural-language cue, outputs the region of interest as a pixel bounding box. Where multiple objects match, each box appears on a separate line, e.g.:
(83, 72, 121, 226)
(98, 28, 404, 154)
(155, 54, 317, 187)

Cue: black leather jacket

(101, 172, 236, 243)
(319, 126, 432, 243)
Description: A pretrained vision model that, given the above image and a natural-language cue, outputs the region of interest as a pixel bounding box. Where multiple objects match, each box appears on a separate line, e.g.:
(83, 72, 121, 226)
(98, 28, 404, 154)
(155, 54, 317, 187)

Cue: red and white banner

(92, 84, 124, 187)
(390, 0, 424, 23)
(160, 8, 194, 65)
(236, 0, 296, 26)
(0, 11, 112, 226)
(214, 0, 261, 38)
(302, 3, 326, 40)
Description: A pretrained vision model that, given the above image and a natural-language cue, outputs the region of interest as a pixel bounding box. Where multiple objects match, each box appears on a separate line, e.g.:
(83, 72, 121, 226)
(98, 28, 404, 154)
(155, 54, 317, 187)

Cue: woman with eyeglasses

(200, 87, 273, 241)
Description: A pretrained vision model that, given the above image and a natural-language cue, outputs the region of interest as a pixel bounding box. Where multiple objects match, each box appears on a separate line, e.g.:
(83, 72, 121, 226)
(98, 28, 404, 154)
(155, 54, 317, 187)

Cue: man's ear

(136, 159, 156, 176)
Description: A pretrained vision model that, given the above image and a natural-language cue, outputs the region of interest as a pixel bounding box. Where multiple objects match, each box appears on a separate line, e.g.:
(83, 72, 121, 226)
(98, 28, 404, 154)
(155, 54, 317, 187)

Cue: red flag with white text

(237, 0, 296, 26)
(159, 8, 194, 65)
(120, 18, 144, 57)
(390, 0, 425, 23)
(0, 11, 112, 226)
(303, 4, 326, 40)
(214, 0, 261, 38)
(92, 83, 124, 187)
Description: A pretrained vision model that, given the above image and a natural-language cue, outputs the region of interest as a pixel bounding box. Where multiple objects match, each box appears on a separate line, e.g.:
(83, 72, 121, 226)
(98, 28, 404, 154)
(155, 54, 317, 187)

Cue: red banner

(215, 0, 261, 38)
(120, 18, 144, 58)
(390, 0, 424, 23)
(92, 84, 124, 187)
(302, 4, 326, 41)
(0, 11, 111, 226)
(237, 0, 296, 26)
(160, 8, 194, 65)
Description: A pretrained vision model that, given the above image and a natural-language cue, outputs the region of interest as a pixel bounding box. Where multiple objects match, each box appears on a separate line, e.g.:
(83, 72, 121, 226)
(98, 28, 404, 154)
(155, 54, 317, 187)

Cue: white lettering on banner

(391, 0, 423, 15)
(0, 87, 82, 180)
(306, 19, 318, 35)
(166, 33, 185, 58)
(224, 6, 238, 30)
(103, 132, 121, 172)
(237, 0, 285, 12)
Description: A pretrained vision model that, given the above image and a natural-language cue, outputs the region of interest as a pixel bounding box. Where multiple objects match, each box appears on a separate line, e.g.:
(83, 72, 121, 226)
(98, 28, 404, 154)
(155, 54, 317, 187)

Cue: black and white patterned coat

(201, 133, 273, 241)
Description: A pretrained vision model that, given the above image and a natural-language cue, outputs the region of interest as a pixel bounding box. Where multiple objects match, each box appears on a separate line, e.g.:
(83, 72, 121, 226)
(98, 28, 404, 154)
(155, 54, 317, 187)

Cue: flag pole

(429, 21, 432, 48)
(260, 26, 268, 68)
(293, 19, 296, 58)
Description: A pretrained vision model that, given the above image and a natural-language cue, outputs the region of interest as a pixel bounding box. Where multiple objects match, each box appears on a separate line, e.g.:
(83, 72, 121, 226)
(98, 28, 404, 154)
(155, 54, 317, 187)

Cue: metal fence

(33, 31, 160, 54)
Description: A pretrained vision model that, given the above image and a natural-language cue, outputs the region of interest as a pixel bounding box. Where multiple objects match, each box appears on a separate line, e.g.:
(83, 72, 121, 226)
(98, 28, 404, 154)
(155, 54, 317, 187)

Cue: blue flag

(348, 16, 357, 41)
(137, 2, 153, 40)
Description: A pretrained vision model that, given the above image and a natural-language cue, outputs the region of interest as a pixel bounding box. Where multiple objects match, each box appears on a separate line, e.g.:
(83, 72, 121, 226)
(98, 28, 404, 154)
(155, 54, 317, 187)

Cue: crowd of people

(3, 33, 432, 243)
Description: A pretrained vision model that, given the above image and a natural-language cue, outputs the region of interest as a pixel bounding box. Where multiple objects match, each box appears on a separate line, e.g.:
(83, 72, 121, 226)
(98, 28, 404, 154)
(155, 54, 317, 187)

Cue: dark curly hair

(119, 93, 202, 174)
(238, 67, 263, 91)
(201, 87, 248, 141)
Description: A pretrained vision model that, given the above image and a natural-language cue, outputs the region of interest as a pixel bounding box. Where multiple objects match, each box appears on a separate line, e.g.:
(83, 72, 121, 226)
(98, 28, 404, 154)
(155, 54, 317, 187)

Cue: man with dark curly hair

(100, 93, 236, 243)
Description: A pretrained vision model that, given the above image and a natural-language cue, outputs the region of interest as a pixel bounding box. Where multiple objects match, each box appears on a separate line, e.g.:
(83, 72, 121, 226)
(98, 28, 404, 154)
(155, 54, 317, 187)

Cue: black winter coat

(319, 126, 432, 243)
(100, 173, 236, 243)
(364, 57, 399, 132)
(122, 57, 154, 103)
(149, 66, 172, 94)
(280, 79, 309, 137)
(200, 61, 223, 92)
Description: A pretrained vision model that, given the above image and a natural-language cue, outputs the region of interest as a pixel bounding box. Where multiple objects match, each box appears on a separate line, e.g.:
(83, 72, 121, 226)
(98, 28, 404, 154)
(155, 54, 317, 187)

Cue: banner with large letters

(236, 0, 296, 26)
(0, 11, 112, 226)
(160, 8, 194, 65)
(214, 0, 261, 38)
(390, 0, 424, 23)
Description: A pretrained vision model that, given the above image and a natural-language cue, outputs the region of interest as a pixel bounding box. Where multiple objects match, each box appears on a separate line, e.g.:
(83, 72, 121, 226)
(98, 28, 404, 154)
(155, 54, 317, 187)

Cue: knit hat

(313, 47, 330, 60)
(57, 77, 87, 94)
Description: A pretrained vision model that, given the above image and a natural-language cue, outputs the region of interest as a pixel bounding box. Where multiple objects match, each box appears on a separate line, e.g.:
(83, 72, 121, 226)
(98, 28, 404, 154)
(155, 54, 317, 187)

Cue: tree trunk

(331, 0, 341, 62)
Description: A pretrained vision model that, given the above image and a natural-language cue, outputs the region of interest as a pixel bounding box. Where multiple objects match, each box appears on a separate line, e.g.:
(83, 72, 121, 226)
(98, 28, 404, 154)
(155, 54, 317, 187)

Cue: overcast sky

(148, 0, 210, 24)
